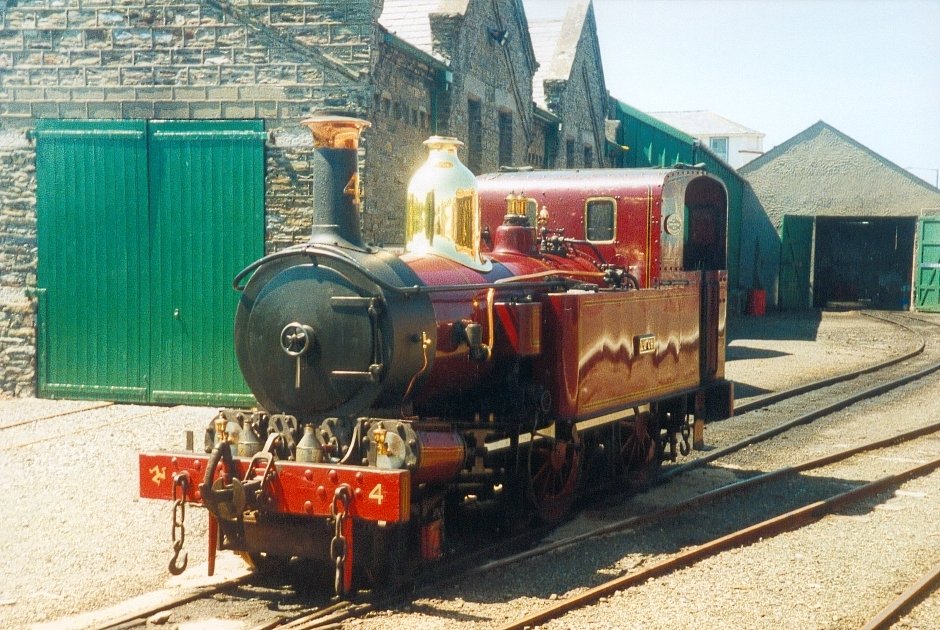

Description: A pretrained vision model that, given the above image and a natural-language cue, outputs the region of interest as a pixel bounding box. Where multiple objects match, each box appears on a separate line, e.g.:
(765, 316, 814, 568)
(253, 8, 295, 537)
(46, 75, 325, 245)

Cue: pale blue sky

(524, 0, 940, 186)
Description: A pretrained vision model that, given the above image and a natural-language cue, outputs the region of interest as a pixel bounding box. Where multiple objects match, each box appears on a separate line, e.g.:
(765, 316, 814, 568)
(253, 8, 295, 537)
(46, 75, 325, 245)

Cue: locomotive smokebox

(300, 111, 371, 249)
(234, 115, 437, 422)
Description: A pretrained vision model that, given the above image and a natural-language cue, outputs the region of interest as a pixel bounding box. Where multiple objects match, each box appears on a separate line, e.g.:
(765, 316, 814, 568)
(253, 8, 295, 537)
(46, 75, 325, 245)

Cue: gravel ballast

(2, 310, 938, 629)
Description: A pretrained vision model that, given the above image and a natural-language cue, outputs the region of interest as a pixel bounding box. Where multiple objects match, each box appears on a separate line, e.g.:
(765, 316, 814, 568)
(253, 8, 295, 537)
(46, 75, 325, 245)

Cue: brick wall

(0, 0, 378, 397)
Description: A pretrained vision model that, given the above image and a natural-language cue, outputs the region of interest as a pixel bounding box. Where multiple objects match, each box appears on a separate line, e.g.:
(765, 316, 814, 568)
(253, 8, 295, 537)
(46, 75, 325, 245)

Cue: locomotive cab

(658, 171, 728, 273)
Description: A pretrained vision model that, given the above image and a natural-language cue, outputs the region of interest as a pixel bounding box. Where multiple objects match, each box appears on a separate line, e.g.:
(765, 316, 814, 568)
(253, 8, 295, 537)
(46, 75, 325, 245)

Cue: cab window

(585, 198, 616, 241)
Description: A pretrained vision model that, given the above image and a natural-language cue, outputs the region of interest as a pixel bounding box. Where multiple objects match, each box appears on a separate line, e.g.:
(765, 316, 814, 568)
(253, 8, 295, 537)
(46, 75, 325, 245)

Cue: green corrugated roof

(614, 99, 696, 145)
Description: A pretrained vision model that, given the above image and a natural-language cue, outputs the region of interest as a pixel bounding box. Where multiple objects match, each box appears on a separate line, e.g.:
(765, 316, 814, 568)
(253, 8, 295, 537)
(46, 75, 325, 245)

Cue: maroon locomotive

(139, 113, 733, 595)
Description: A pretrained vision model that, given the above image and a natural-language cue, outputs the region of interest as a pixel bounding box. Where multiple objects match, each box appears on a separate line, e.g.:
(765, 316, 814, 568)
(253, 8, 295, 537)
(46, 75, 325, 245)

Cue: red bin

(746, 289, 766, 316)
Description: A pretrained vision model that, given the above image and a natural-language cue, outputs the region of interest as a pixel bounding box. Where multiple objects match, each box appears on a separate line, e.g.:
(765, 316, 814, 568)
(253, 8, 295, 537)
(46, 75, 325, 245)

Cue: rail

(498, 453, 940, 630)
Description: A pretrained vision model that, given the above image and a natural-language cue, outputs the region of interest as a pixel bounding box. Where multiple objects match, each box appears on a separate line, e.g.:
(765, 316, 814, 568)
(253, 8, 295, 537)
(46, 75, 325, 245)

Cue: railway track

(0, 400, 114, 430)
(476, 312, 940, 628)
(497, 425, 940, 628)
(440, 312, 940, 573)
(860, 561, 940, 630)
(305, 311, 938, 629)
(91, 520, 556, 629)
(731, 311, 928, 416)
(0, 403, 172, 451)
(78, 311, 940, 629)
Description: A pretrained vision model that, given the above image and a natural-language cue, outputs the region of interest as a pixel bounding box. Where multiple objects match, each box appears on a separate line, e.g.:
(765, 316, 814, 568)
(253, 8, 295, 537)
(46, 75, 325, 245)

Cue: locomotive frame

(139, 113, 733, 596)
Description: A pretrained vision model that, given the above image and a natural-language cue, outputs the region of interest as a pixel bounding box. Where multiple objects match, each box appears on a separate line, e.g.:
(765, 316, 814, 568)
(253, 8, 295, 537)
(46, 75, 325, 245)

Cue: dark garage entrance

(813, 216, 916, 309)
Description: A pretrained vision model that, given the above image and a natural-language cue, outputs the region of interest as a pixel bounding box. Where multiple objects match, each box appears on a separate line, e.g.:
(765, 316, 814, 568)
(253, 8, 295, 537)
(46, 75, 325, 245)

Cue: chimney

(300, 111, 371, 249)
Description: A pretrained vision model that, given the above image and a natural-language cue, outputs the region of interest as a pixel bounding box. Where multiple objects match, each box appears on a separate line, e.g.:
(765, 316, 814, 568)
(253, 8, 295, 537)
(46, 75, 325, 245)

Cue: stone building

(528, 0, 608, 169)
(0, 0, 614, 400)
(739, 121, 940, 311)
(0, 0, 386, 400)
(372, 0, 542, 244)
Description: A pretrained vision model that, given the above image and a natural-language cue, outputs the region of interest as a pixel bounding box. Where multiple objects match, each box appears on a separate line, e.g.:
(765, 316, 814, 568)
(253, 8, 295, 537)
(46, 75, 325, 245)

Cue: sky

(523, 0, 940, 186)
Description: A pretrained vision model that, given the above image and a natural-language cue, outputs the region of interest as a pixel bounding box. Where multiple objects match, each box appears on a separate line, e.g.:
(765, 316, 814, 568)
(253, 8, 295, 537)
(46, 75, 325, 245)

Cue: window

(498, 111, 513, 167)
(565, 139, 575, 168)
(708, 136, 729, 162)
(467, 99, 483, 173)
(585, 198, 616, 241)
(583, 145, 593, 168)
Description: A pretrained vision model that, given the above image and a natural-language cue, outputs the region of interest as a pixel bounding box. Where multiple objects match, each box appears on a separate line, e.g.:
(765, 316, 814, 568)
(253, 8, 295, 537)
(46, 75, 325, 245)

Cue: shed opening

(813, 216, 916, 310)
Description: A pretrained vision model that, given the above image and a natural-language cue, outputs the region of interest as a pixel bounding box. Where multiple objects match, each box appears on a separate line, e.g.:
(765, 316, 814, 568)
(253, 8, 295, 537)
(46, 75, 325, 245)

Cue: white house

(649, 110, 764, 168)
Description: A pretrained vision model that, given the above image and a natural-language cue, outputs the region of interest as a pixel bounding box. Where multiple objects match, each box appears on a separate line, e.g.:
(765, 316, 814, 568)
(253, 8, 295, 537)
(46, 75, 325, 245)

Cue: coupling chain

(330, 485, 351, 595)
(168, 472, 190, 575)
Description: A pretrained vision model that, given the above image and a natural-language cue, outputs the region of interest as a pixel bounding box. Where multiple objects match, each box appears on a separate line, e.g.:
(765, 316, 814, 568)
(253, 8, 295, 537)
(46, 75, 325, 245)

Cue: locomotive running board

(484, 405, 650, 454)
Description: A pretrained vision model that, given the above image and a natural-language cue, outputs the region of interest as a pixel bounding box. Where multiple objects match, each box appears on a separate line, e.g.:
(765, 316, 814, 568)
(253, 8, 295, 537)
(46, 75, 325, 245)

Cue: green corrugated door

(915, 216, 940, 312)
(34, 120, 264, 405)
(148, 121, 264, 405)
(779, 215, 815, 310)
(35, 121, 151, 402)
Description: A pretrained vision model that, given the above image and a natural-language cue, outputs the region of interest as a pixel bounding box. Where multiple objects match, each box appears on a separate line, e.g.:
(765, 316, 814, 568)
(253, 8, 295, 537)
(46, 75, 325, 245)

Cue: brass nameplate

(636, 334, 656, 355)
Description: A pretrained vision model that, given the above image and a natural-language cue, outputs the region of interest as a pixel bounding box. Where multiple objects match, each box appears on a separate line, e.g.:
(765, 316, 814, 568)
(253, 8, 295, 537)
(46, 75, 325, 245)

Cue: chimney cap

(301, 111, 371, 149)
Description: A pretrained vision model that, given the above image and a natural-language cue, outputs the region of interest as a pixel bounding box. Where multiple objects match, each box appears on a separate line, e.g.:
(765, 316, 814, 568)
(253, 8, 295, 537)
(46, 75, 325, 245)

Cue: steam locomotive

(139, 113, 733, 595)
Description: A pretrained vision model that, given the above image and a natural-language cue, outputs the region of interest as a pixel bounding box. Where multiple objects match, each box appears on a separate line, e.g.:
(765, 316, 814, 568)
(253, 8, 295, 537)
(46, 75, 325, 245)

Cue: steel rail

(87, 313, 940, 628)
(662, 356, 940, 481)
(1, 406, 174, 452)
(265, 600, 373, 630)
(465, 419, 940, 578)
(858, 561, 940, 630)
(0, 401, 114, 431)
(733, 342, 924, 415)
(92, 574, 254, 630)
(498, 454, 940, 630)
(367, 312, 940, 616)
(733, 311, 926, 415)
(96, 577, 364, 630)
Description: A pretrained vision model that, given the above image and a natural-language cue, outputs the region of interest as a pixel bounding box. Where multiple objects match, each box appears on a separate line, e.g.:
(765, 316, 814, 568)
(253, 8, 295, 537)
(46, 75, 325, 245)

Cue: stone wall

(0, 0, 623, 398)
(541, 1, 608, 168)
(364, 39, 439, 246)
(0, 0, 377, 397)
(0, 134, 36, 397)
(431, 0, 537, 175)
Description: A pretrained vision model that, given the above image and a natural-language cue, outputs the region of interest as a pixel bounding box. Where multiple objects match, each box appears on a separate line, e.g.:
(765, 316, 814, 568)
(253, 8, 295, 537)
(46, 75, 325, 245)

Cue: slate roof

(527, 0, 590, 109)
(648, 110, 763, 138)
(528, 18, 563, 108)
(379, 0, 471, 62)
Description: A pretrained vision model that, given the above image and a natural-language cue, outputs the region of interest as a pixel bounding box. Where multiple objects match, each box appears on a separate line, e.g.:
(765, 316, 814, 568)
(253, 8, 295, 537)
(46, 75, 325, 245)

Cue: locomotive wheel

(618, 412, 661, 490)
(527, 426, 582, 522)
